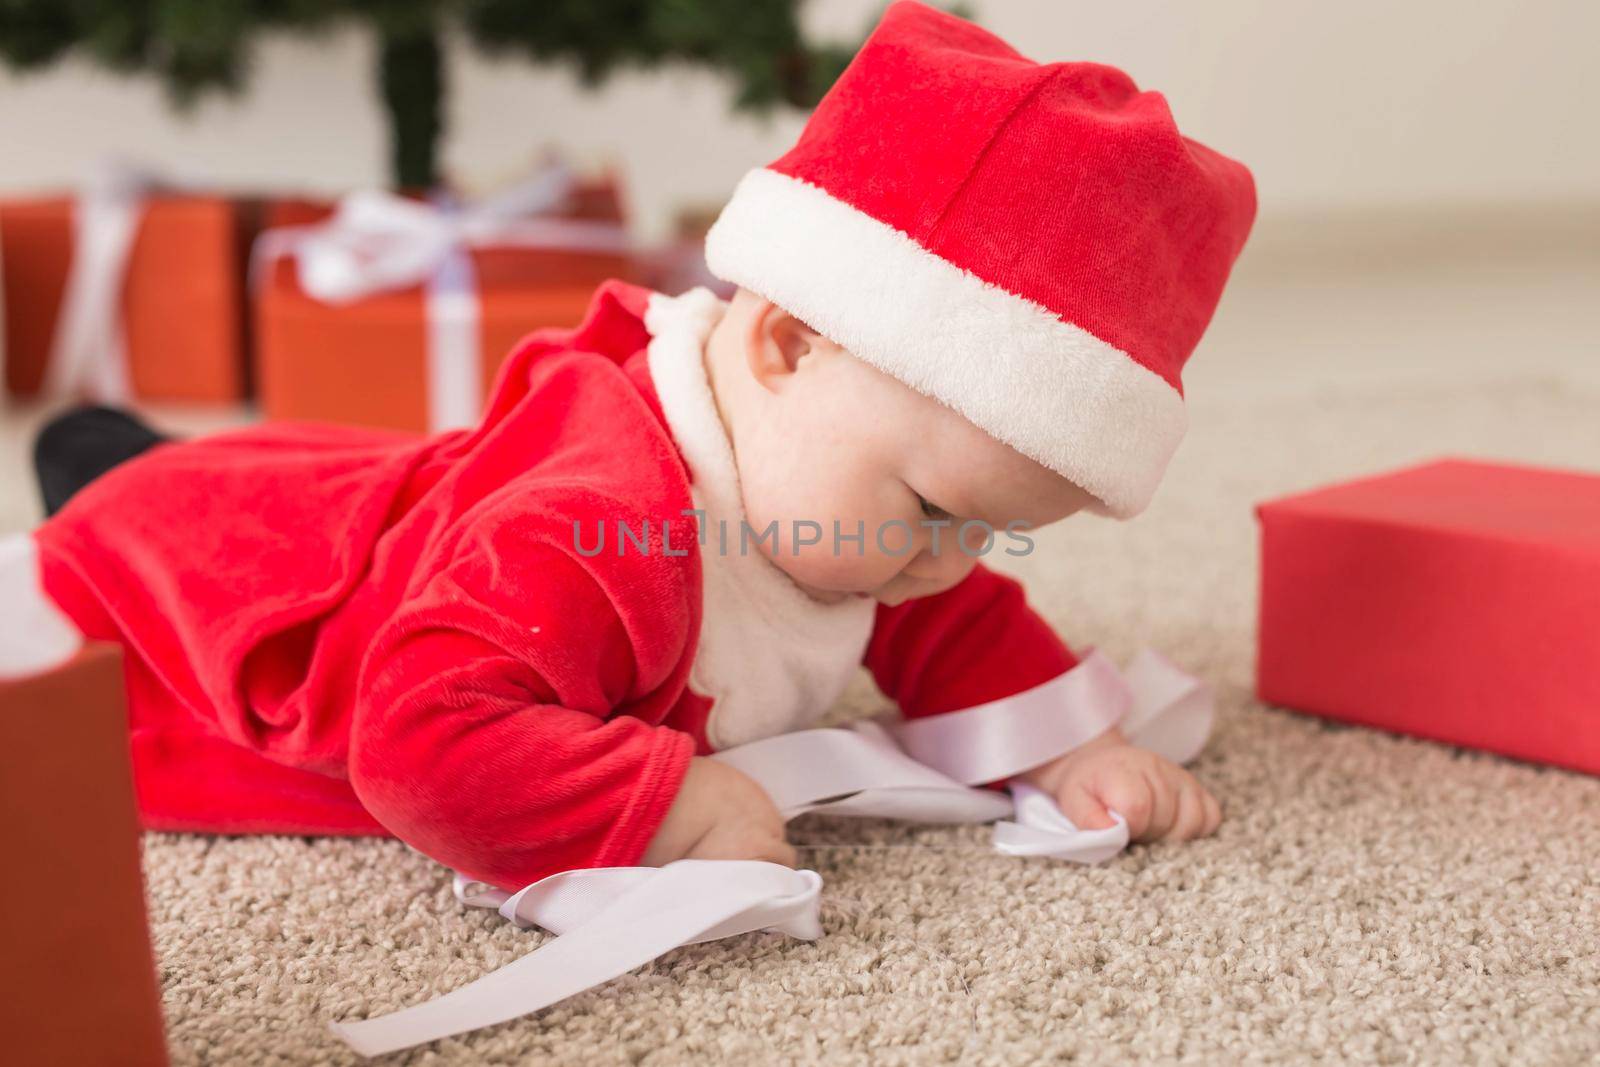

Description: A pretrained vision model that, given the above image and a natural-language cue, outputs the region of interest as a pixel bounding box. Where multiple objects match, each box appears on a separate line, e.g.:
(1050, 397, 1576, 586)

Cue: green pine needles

(0, 0, 897, 188)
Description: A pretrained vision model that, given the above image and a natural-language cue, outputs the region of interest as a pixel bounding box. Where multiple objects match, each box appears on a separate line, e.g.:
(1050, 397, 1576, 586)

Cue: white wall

(1, 0, 1596, 242)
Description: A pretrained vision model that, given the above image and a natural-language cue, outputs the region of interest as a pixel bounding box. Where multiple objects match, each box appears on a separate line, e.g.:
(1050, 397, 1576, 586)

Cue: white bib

(643, 287, 876, 750)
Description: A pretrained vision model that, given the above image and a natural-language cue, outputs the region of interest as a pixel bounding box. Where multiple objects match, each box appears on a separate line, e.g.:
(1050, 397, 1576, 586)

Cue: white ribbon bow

(332, 648, 1214, 1057)
(38, 160, 172, 403)
(255, 161, 632, 432)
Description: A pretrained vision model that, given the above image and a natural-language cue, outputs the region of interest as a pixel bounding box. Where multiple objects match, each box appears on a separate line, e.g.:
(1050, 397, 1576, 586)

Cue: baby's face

(705, 291, 1097, 606)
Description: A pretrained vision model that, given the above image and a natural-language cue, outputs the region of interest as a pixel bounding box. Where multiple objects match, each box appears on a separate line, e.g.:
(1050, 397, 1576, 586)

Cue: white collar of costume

(643, 287, 876, 750)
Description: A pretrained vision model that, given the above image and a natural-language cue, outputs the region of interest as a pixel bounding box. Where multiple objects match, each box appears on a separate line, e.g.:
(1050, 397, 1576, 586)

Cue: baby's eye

(916, 494, 948, 520)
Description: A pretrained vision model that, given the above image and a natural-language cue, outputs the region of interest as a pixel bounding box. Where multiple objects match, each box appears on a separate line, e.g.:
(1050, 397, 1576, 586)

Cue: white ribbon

(334, 862, 822, 1057)
(254, 161, 632, 432)
(37, 161, 169, 403)
(331, 648, 1214, 1057)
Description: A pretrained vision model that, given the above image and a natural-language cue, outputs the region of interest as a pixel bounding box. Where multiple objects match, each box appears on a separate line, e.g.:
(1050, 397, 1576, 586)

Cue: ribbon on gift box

(35, 161, 174, 404)
(253, 161, 633, 432)
(331, 647, 1215, 1057)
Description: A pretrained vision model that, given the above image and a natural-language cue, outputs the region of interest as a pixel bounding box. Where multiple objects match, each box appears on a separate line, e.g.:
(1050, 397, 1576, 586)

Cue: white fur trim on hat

(703, 167, 1188, 519)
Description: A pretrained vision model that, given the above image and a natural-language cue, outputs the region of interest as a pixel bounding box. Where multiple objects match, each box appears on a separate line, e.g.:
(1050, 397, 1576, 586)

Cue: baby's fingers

(1140, 769, 1178, 841)
(688, 816, 797, 868)
(1162, 782, 1209, 842)
(1059, 782, 1117, 832)
(1090, 774, 1155, 839)
(763, 838, 799, 869)
(1201, 790, 1223, 837)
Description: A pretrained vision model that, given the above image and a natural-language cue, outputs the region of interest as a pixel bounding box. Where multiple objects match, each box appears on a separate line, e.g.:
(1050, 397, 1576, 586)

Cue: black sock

(33, 405, 171, 518)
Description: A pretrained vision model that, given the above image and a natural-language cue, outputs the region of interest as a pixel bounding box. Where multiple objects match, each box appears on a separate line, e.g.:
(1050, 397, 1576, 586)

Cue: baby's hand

(640, 756, 797, 868)
(1015, 728, 1221, 843)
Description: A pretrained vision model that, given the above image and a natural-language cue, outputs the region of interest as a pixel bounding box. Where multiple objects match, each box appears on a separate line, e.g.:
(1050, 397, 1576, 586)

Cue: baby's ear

(745, 298, 820, 390)
(769, 309, 815, 372)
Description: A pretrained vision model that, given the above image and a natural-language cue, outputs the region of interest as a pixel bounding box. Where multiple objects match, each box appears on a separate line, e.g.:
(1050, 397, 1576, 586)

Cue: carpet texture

(131, 373, 1600, 1066)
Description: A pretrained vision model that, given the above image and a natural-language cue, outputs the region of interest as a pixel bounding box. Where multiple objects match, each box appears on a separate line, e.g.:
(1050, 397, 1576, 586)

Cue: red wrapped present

(253, 166, 646, 433)
(1, 172, 247, 404)
(1256, 457, 1600, 774)
(0, 643, 168, 1066)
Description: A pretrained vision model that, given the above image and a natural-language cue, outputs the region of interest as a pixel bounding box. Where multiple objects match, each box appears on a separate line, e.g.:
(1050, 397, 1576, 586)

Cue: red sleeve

(863, 564, 1080, 787)
(348, 539, 694, 892)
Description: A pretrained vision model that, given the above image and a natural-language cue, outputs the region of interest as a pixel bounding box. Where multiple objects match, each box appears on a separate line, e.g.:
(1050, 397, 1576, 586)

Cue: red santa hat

(704, 0, 1256, 518)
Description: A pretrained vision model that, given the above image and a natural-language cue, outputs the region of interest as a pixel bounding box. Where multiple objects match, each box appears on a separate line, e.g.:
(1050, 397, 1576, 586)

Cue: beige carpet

(5, 216, 1600, 1064)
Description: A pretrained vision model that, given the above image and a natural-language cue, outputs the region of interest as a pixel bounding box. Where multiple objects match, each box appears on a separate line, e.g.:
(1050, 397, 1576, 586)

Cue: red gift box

(0, 643, 168, 1065)
(1256, 458, 1600, 774)
(254, 173, 646, 434)
(1, 193, 247, 403)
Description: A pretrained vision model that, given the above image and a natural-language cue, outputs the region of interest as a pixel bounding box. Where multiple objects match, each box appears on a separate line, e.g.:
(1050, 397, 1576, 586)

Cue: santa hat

(704, 0, 1256, 518)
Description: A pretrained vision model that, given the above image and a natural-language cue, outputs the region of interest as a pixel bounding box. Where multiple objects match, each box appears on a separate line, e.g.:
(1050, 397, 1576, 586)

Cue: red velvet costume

(33, 279, 1079, 891)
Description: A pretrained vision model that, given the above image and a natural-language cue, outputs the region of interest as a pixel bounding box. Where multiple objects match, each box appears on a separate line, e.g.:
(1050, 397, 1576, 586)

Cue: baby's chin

(767, 554, 943, 608)
(792, 577, 877, 606)
(787, 568, 948, 608)
(789, 578, 927, 609)
(871, 572, 969, 606)
(770, 561, 881, 606)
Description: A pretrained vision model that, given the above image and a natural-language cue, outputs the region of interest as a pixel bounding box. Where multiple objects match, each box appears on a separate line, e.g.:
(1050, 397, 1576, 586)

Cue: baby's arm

(866, 562, 1081, 726)
(348, 538, 706, 891)
(866, 563, 1221, 842)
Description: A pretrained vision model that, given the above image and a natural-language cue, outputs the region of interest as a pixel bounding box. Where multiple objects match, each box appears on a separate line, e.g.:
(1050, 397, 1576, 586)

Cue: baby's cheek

(737, 434, 907, 590)
(785, 535, 904, 592)
(794, 505, 916, 590)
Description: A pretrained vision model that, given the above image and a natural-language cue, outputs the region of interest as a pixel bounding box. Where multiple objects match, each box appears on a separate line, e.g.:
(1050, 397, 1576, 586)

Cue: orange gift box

(1, 194, 247, 403)
(254, 177, 644, 433)
(0, 643, 168, 1066)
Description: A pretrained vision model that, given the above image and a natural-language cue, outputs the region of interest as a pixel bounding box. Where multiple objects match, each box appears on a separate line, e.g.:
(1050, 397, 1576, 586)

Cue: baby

(9, 2, 1254, 891)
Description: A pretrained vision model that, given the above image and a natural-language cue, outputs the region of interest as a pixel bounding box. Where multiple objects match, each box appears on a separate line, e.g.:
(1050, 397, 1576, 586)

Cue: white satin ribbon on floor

(331, 648, 1213, 1057)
